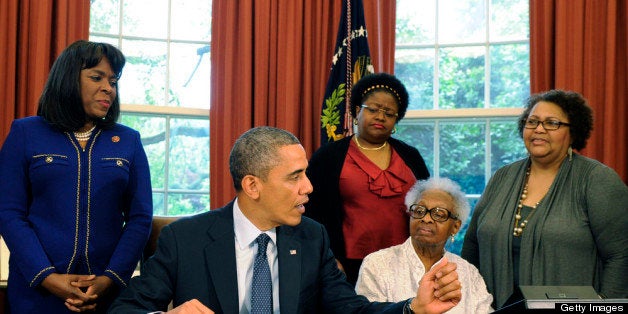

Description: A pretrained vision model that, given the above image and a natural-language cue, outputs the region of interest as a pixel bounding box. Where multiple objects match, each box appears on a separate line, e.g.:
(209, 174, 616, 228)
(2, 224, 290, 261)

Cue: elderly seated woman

(355, 177, 494, 313)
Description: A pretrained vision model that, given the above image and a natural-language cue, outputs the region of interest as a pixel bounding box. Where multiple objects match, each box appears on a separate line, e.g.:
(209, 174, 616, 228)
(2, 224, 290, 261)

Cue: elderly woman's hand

(411, 257, 462, 314)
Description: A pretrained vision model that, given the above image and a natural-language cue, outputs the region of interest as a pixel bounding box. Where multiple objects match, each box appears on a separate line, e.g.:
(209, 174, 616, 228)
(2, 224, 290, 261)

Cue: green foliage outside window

(91, 0, 211, 216)
(394, 0, 530, 254)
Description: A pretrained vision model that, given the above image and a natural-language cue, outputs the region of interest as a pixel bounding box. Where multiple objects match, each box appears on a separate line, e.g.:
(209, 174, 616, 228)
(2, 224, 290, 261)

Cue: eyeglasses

(407, 204, 458, 222)
(360, 105, 398, 119)
(523, 118, 571, 131)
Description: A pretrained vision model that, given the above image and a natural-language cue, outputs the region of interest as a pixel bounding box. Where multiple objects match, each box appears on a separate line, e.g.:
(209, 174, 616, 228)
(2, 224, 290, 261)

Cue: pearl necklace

(354, 136, 387, 151)
(513, 167, 540, 237)
(74, 125, 96, 142)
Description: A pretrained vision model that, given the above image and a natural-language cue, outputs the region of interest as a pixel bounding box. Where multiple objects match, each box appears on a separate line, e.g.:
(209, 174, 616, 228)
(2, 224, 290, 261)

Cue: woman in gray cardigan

(461, 90, 628, 309)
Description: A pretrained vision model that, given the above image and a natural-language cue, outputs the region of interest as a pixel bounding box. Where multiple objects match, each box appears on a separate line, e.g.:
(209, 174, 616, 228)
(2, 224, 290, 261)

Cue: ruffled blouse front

(340, 140, 416, 259)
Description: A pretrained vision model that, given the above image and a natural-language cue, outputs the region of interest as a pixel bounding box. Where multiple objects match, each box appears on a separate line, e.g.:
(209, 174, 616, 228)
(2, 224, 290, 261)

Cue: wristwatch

(403, 298, 415, 314)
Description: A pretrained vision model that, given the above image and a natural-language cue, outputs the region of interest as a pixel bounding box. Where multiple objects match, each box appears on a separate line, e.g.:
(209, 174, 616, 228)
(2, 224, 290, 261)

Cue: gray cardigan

(461, 154, 628, 308)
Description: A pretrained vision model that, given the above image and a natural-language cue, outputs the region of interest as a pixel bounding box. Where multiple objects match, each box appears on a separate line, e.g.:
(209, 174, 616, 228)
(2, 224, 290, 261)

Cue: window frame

(394, 0, 530, 253)
(89, 0, 212, 216)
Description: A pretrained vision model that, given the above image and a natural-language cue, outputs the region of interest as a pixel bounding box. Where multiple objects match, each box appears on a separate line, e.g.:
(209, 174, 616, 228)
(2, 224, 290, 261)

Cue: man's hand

(168, 299, 214, 314)
(41, 273, 98, 312)
(411, 257, 462, 314)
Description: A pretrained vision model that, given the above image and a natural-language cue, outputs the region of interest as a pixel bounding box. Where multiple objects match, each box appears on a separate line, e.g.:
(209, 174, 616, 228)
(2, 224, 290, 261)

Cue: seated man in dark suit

(109, 126, 462, 314)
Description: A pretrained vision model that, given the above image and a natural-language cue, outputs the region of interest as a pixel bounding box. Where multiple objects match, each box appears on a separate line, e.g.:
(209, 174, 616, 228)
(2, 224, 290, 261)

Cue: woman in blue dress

(0, 40, 153, 313)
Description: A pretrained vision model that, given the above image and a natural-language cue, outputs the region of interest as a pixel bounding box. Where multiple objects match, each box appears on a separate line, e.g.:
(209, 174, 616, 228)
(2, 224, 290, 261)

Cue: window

(395, 0, 530, 253)
(89, 0, 212, 215)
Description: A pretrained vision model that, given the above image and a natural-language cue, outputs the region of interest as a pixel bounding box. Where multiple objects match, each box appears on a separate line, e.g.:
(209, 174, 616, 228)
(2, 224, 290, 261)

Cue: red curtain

(0, 0, 90, 147)
(530, 0, 627, 182)
(209, 0, 395, 206)
(363, 0, 396, 73)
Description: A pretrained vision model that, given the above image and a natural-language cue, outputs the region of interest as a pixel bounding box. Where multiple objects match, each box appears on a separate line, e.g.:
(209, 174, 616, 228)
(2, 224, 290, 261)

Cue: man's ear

(241, 175, 261, 199)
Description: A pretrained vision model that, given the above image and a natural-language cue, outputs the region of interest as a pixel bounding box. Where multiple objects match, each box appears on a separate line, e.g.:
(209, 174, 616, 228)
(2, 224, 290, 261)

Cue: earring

(353, 119, 358, 125)
(391, 127, 397, 134)
(568, 146, 573, 161)
(450, 234, 455, 244)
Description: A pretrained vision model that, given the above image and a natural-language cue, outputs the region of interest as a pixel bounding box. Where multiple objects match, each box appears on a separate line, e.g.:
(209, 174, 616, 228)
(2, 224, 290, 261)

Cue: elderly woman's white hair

(404, 177, 470, 224)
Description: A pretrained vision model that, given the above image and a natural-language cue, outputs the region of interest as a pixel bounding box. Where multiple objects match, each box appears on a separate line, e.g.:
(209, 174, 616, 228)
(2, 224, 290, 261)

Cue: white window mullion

(433, 120, 440, 178)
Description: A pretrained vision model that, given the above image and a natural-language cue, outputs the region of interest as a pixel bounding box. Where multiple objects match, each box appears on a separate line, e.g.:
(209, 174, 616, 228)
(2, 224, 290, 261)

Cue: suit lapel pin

(290, 250, 297, 255)
(112, 136, 120, 143)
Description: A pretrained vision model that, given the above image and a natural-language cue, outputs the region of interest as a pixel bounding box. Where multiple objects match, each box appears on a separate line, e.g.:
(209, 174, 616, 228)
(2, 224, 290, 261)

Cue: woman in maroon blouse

(305, 73, 430, 285)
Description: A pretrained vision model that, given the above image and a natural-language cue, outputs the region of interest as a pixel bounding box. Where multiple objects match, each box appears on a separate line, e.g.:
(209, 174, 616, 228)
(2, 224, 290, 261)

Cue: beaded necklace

(74, 125, 96, 142)
(513, 167, 540, 237)
(354, 136, 387, 151)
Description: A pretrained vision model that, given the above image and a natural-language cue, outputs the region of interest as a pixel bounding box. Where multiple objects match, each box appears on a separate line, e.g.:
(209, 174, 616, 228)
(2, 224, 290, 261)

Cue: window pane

(490, 120, 527, 173)
(169, 43, 211, 109)
(119, 115, 167, 190)
(396, 0, 436, 45)
(90, 0, 212, 217)
(438, 0, 486, 44)
(395, 0, 529, 251)
(168, 118, 210, 191)
(395, 122, 435, 173)
(153, 193, 165, 215)
(167, 194, 210, 216)
(439, 122, 486, 194)
(449, 197, 479, 254)
(120, 39, 168, 106)
(439, 47, 485, 109)
(490, 0, 529, 41)
(490, 43, 530, 108)
(395, 49, 434, 110)
(171, 0, 212, 41)
(123, 0, 169, 38)
(89, 0, 120, 34)
(89, 36, 118, 47)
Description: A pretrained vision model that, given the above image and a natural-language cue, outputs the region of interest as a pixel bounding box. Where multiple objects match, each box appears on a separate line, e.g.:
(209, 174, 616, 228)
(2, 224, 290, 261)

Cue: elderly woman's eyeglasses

(523, 118, 570, 131)
(407, 204, 458, 222)
(360, 105, 398, 119)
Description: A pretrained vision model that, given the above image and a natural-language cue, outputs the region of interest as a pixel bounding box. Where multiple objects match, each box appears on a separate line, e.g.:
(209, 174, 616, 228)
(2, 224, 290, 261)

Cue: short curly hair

(229, 126, 301, 191)
(349, 73, 409, 121)
(404, 177, 470, 224)
(517, 90, 593, 150)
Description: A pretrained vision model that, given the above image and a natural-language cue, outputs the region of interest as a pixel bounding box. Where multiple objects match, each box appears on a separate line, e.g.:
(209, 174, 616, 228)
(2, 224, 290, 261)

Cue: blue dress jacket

(0, 116, 153, 313)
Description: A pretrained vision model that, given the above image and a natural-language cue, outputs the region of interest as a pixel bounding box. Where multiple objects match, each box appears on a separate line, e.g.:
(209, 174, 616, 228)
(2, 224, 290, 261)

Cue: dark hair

(229, 126, 301, 191)
(37, 40, 126, 131)
(518, 90, 593, 150)
(349, 73, 410, 121)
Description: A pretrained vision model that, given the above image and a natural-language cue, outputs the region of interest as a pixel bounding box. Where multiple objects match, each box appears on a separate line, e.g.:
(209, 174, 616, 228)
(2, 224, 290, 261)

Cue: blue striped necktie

(251, 233, 272, 313)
